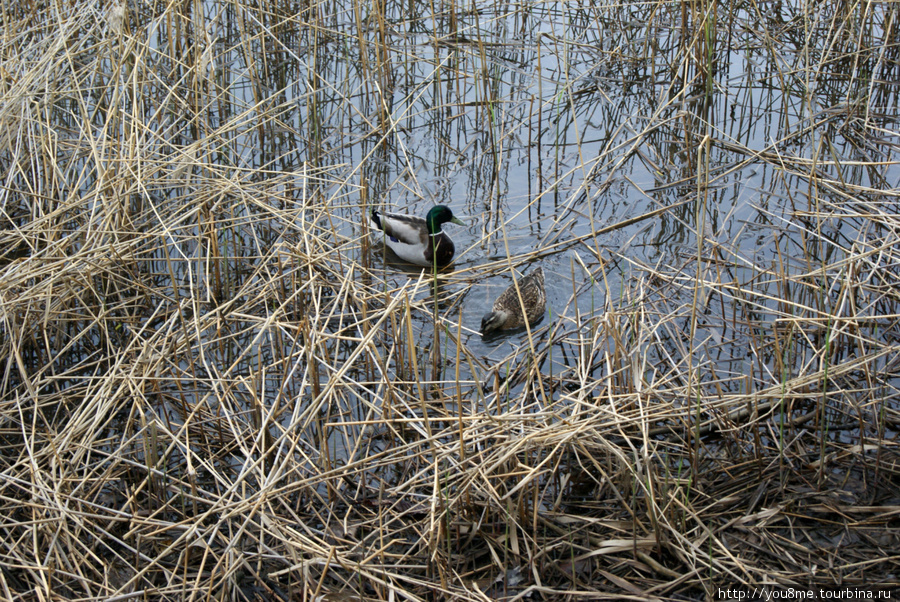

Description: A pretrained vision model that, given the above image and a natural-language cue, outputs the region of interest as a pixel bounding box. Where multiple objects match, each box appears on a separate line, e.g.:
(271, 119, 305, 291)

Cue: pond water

(111, 0, 900, 443)
(214, 1, 896, 391)
(5, 0, 898, 464)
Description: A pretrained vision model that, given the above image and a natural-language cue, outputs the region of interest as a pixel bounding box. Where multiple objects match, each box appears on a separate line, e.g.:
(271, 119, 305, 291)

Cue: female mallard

(481, 267, 545, 335)
(369, 205, 465, 267)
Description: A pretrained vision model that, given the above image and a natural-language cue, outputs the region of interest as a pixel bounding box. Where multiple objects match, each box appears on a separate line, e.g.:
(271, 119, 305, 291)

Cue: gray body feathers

(369, 206, 462, 267)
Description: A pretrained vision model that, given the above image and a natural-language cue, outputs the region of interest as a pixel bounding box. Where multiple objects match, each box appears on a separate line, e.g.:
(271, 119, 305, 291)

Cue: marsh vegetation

(0, 0, 899, 598)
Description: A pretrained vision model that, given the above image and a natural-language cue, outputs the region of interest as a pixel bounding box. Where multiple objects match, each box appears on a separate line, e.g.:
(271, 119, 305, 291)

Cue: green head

(425, 205, 464, 235)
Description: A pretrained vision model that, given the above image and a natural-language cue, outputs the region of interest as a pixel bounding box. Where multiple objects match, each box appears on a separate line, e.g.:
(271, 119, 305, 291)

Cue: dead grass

(0, 0, 898, 599)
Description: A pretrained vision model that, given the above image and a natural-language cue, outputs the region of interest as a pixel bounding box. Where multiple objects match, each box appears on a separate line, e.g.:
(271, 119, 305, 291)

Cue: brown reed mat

(2, 0, 900, 599)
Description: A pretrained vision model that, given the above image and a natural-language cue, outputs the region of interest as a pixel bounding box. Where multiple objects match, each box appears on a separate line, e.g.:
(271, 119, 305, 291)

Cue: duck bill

(480, 312, 499, 335)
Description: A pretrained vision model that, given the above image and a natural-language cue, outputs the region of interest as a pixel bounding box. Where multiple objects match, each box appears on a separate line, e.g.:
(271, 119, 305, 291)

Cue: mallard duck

(481, 267, 546, 335)
(369, 205, 465, 267)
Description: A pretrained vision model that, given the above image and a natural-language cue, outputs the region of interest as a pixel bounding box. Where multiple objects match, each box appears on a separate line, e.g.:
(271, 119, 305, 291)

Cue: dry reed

(0, 0, 898, 600)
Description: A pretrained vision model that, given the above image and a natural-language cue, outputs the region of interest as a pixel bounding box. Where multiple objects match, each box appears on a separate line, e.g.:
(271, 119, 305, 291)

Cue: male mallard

(369, 205, 465, 267)
(481, 267, 546, 335)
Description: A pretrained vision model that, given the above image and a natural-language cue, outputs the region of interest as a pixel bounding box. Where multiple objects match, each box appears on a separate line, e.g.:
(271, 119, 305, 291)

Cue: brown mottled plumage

(481, 267, 546, 335)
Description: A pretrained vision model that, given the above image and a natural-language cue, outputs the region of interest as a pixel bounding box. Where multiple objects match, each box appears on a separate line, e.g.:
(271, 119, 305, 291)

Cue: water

(7, 0, 899, 468)
(130, 0, 900, 424)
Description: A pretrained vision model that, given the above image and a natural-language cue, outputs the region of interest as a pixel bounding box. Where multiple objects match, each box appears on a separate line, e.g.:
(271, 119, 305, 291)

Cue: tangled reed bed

(1, 0, 899, 599)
